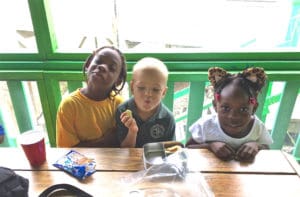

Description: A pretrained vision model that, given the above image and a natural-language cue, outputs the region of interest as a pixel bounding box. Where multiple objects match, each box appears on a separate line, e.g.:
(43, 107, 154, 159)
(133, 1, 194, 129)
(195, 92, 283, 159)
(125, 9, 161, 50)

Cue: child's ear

(208, 67, 229, 87)
(162, 86, 168, 97)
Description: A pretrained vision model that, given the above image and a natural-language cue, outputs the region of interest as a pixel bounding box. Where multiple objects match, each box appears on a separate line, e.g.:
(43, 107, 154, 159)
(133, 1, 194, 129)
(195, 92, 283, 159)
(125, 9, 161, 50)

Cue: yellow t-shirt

(56, 89, 124, 147)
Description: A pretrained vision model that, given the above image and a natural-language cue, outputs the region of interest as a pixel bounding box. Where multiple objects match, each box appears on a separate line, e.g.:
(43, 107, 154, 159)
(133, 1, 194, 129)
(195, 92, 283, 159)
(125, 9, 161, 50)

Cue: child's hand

(209, 141, 235, 161)
(235, 141, 259, 162)
(120, 110, 138, 133)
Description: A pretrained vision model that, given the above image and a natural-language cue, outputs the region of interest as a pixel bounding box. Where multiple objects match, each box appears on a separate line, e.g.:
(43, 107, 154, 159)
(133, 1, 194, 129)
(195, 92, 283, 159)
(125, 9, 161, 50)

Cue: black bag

(38, 184, 93, 197)
(0, 166, 29, 197)
(0, 166, 92, 197)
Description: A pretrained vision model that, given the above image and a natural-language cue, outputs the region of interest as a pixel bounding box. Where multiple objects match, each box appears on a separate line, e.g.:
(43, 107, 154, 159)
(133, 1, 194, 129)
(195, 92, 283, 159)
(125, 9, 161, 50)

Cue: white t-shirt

(189, 114, 273, 150)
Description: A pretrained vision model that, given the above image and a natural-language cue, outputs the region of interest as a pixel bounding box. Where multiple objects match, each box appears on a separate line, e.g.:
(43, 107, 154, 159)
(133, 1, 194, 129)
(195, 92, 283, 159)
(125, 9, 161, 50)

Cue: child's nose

(97, 64, 108, 72)
(229, 109, 240, 118)
(144, 88, 153, 96)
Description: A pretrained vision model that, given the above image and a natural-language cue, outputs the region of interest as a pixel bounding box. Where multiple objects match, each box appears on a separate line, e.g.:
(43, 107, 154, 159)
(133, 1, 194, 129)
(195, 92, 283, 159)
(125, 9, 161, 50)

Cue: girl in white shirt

(186, 67, 273, 161)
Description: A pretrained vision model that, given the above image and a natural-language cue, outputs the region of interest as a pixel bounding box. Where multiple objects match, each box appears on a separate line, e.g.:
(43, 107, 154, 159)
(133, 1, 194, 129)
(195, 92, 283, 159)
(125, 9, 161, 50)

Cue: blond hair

(132, 57, 169, 82)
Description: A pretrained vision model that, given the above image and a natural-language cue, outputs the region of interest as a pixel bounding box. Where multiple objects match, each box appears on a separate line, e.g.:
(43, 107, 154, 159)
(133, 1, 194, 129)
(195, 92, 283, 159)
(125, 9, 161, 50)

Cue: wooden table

(1, 148, 300, 196)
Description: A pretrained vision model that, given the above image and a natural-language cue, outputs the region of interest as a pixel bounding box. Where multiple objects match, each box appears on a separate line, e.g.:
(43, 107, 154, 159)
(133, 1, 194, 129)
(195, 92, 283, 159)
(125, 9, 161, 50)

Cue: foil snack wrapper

(53, 150, 96, 180)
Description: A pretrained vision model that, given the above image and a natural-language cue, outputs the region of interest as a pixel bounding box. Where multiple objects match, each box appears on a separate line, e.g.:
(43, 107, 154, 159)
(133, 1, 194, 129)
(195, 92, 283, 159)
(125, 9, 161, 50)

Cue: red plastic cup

(19, 130, 46, 166)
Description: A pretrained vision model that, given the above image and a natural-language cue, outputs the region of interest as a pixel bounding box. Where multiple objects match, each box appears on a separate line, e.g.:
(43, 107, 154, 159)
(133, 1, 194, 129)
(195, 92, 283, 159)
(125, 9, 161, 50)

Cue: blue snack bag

(53, 150, 96, 180)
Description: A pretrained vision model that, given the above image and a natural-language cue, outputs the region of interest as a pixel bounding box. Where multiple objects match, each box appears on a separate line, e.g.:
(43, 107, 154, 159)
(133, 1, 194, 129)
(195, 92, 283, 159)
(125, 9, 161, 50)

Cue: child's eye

(152, 88, 162, 93)
(240, 107, 249, 113)
(137, 86, 146, 91)
(221, 106, 230, 112)
(109, 65, 116, 72)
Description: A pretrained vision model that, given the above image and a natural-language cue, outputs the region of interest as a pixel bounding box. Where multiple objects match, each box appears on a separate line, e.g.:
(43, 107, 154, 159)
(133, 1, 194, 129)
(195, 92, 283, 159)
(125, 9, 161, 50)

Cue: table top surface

(1, 147, 300, 197)
(1, 147, 299, 174)
(15, 170, 300, 197)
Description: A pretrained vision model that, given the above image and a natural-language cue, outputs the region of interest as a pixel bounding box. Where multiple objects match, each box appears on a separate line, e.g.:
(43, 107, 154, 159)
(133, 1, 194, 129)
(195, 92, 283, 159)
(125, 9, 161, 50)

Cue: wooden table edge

(282, 151, 300, 176)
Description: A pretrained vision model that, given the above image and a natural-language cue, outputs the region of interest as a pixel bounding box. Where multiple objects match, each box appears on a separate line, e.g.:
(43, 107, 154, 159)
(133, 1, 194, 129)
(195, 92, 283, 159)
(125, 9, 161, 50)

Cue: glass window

(118, 0, 298, 52)
(0, 0, 37, 53)
(49, 0, 299, 52)
(49, 0, 116, 52)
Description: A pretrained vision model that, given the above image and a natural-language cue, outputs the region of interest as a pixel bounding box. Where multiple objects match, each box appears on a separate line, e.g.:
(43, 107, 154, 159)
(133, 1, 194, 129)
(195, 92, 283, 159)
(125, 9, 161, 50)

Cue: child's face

(214, 84, 257, 137)
(131, 68, 167, 114)
(86, 48, 122, 90)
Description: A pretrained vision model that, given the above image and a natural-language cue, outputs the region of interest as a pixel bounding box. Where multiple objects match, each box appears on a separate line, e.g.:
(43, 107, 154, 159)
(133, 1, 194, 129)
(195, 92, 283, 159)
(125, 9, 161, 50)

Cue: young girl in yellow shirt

(56, 46, 127, 147)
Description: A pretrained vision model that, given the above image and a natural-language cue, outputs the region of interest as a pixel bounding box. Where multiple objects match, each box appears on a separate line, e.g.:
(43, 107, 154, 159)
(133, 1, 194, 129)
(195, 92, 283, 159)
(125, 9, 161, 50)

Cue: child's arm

(56, 107, 80, 147)
(119, 110, 139, 148)
(186, 137, 235, 161)
(186, 138, 209, 149)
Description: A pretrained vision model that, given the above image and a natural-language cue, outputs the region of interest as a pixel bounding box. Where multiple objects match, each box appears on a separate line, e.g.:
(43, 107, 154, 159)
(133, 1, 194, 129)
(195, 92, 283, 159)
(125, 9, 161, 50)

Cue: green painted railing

(0, 70, 300, 162)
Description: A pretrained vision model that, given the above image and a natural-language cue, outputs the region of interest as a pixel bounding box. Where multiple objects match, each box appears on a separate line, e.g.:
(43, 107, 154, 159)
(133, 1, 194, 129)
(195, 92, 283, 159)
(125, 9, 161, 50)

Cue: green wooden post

(28, 0, 58, 57)
(260, 82, 273, 123)
(185, 82, 206, 142)
(37, 79, 56, 147)
(163, 81, 174, 112)
(7, 81, 33, 133)
(256, 81, 269, 121)
(126, 73, 133, 98)
(270, 81, 300, 149)
(43, 77, 61, 147)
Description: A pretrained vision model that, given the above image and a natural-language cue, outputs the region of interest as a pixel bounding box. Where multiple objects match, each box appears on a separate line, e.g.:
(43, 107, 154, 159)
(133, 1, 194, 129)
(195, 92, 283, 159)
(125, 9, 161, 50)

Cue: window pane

(49, 0, 299, 52)
(118, 0, 298, 52)
(0, 0, 37, 53)
(49, 0, 116, 52)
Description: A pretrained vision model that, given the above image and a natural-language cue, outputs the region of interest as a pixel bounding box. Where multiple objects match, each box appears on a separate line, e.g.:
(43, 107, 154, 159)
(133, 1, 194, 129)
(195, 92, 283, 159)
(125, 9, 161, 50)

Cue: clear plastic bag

(119, 149, 214, 197)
